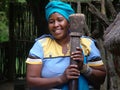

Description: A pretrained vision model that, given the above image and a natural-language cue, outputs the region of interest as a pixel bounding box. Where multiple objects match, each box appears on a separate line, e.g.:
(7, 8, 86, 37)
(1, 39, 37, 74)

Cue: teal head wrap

(45, 0, 75, 21)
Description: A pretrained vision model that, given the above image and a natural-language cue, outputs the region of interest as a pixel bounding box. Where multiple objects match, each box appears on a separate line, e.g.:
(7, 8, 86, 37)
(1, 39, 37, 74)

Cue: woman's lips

(54, 29, 62, 34)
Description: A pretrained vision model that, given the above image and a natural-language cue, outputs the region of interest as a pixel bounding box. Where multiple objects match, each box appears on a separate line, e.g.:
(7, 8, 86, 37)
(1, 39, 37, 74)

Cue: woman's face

(48, 13, 70, 40)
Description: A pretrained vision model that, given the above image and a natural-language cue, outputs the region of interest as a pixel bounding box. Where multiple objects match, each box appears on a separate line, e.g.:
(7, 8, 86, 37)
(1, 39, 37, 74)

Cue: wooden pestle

(69, 13, 85, 90)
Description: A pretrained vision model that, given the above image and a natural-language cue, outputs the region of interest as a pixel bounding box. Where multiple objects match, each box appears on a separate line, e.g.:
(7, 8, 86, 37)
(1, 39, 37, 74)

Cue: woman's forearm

(26, 76, 65, 89)
(83, 66, 106, 88)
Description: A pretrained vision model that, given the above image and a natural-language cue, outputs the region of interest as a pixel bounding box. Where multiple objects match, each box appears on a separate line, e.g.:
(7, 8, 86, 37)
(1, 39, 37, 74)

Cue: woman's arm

(71, 47, 106, 89)
(26, 63, 80, 89)
(82, 64, 106, 89)
(26, 63, 63, 89)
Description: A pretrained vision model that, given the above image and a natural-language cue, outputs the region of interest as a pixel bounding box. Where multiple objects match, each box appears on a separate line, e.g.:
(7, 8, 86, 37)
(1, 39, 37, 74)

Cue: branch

(87, 2, 110, 27)
(105, 0, 117, 19)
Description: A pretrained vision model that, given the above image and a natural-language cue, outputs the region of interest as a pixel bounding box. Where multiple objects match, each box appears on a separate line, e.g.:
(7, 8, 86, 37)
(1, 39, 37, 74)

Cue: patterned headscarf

(45, 0, 75, 21)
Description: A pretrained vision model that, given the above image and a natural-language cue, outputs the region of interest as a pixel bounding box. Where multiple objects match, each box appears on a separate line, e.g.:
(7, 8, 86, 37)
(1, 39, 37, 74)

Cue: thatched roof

(104, 12, 120, 55)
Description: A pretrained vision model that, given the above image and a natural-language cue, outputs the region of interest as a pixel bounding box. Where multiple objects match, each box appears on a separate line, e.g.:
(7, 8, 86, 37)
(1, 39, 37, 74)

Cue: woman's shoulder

(81, 36, 95, 42)
(35, 34, 54, 41)
(34, 34, 54, 44)
(32, 34, 54, 47)
(80, 36, 95, 46)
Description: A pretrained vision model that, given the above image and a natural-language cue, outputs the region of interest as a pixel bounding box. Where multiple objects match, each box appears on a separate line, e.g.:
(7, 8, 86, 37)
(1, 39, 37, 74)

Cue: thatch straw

(104, 12, 120, 55)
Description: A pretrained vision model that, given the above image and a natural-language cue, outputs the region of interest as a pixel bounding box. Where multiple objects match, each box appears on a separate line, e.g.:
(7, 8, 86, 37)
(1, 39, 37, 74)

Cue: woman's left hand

(71, 47, 84, 69)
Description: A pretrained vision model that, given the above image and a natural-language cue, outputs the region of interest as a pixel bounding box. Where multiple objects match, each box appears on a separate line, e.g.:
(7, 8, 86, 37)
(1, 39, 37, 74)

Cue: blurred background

(0, 0, 120, 90)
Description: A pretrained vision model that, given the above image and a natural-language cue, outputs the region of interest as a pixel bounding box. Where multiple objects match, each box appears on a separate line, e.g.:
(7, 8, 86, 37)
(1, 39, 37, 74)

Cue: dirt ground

(0, 81, 14, 90)
(0, 80, 107, 90)
(0, 79, 28, 90)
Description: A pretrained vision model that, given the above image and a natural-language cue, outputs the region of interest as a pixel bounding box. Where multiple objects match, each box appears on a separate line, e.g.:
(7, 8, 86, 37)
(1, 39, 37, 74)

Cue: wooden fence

(0, 2, 38, 81)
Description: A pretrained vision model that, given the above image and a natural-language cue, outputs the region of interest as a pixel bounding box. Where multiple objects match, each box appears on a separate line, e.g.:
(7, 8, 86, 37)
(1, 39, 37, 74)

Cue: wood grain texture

(69, 13, 85, 90)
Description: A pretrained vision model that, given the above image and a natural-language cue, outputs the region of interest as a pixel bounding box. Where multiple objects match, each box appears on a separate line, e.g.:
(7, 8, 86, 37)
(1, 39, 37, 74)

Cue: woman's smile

(53, 29, 62, 35)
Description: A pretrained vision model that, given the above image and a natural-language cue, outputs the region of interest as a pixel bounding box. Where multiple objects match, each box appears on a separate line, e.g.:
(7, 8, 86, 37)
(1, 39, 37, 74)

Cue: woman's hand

(59, 65, 80, 84)
(59, 47, 83, 84)
(71, 47, 84, 69)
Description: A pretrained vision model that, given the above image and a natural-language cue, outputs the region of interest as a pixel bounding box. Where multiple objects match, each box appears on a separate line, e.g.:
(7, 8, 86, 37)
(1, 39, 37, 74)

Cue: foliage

(0, 0, 26, 42)
(0, 12, 9, 42)
(18, 0, 26, 3)
(0, 0, 9, 42)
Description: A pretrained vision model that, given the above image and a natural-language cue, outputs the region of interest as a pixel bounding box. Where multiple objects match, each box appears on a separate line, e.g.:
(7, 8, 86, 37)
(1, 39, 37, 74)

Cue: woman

(26, 1, 106, 90)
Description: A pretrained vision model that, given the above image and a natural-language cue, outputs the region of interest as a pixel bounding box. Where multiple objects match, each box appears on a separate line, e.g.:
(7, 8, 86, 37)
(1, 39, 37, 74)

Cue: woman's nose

(54, 21, 59, 27)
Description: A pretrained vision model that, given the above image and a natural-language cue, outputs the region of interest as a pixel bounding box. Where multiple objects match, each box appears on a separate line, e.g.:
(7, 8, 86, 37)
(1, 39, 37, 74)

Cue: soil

(0, 81, 14, 90)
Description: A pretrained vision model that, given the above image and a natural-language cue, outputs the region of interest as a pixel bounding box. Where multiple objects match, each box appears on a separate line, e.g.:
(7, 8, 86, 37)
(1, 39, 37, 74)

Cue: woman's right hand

(59, 65, 80, 84)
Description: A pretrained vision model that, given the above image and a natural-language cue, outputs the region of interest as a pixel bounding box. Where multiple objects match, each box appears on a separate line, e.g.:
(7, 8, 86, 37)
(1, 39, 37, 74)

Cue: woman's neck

(55, 36, 70, 46)
(55, 36, 70, 55)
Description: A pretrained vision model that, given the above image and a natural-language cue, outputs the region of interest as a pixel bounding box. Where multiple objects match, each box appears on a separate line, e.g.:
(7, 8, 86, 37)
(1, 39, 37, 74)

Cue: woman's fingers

(70, 47, 84, 70)
(65, 65, 80, 79)
(71, 53, 83, 61)
(71, 47, 83, 61)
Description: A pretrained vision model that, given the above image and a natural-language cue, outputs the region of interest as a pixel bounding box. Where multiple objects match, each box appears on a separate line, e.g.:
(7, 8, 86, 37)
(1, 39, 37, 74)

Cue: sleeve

(87, 39, 104, 66)
(87, 39, 101, 61)
(26, 40, 44, 64)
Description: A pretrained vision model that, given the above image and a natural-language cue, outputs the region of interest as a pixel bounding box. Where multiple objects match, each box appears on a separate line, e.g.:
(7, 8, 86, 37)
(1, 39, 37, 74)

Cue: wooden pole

(8, 2, 16, 81)
(69, 13, 85, 90)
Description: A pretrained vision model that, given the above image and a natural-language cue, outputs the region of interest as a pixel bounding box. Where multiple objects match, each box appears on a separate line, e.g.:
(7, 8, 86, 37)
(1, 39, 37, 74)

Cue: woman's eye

(48, 20, 54, 24)
(48, 18, 64, 24)
(58, 18, 64, 22)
